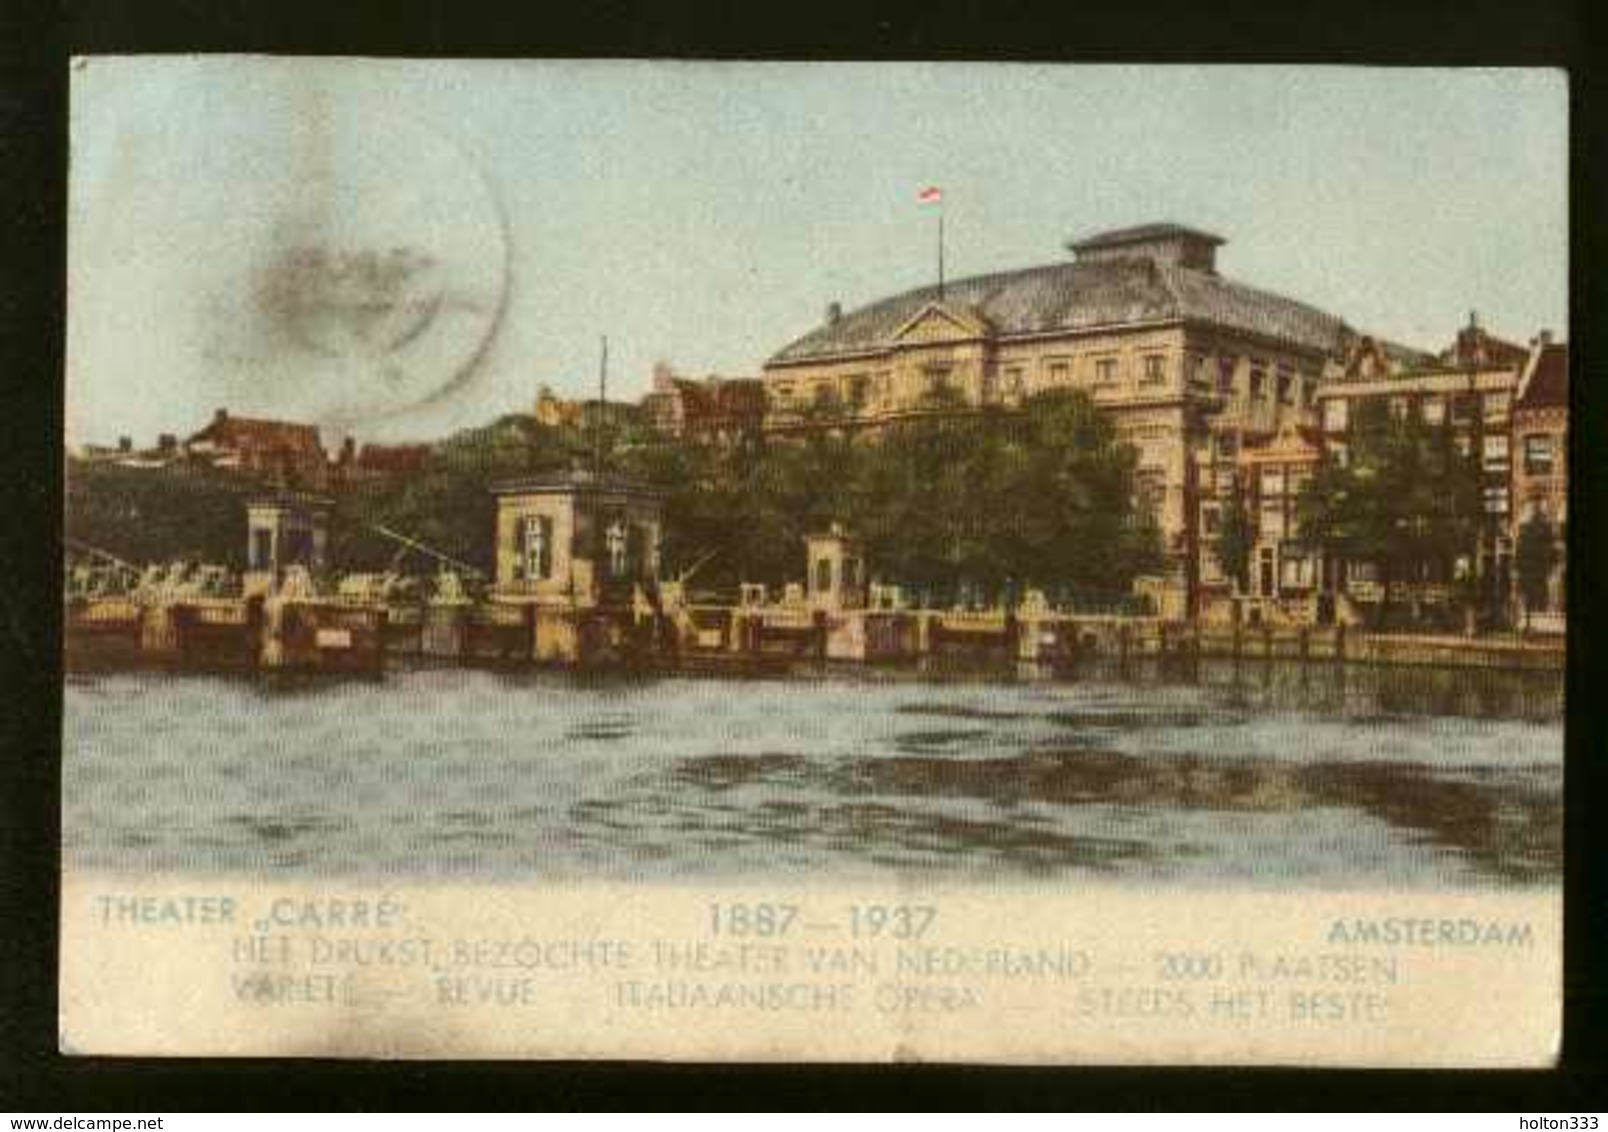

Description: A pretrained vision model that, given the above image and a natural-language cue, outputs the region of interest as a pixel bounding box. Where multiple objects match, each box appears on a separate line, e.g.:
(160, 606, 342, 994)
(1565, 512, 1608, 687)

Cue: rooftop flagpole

(919, 186, 945, 300)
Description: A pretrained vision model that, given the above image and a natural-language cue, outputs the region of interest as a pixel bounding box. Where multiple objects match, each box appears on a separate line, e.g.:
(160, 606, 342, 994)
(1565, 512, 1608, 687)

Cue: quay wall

(64, 597, 1565, 676)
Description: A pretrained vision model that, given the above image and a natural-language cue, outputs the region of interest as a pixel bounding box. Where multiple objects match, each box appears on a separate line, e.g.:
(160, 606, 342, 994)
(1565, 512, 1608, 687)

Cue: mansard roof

(767, 256, 1362, 367)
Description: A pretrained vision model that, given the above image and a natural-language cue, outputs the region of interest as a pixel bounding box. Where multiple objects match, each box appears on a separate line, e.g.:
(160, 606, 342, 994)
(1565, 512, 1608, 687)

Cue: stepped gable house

(762, 222, 1428, 615)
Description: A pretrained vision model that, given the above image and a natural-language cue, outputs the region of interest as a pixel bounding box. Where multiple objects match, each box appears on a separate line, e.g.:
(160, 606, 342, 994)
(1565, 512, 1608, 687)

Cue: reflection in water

(63, 658, 1562, 889)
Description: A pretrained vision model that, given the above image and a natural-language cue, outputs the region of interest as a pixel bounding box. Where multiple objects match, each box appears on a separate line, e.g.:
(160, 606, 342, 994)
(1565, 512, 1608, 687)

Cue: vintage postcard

(61, 59, 1567, 1064)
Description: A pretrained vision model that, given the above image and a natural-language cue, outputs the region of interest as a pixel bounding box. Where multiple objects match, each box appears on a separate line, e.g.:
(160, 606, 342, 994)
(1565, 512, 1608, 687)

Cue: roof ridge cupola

(1066, 222, 1226, 275)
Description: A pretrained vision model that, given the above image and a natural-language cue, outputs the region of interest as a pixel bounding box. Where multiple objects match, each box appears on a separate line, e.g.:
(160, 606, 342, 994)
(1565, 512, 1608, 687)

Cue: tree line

(66, 389, 1166, 604)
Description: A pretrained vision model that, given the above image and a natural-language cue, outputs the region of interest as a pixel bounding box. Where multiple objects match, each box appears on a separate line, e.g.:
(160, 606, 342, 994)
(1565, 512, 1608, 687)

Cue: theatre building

(762, 223, 1422, 615)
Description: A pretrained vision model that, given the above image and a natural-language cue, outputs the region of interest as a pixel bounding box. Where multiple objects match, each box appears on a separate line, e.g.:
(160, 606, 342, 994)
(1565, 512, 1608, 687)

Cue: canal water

(62, 661, 1563, 889)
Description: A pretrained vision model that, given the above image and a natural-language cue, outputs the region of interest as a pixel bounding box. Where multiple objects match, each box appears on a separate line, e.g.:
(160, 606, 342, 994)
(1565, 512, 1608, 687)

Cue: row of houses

(75, 408, 432, 492)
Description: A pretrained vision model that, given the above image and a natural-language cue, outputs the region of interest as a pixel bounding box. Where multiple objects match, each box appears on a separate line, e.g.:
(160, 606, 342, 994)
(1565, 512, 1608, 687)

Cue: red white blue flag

(917, 186, 942, 204)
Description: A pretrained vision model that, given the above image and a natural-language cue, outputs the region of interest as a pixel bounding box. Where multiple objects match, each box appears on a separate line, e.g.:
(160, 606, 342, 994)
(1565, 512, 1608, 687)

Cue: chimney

(157, 433, 176, 452)
(825, 301, 843, 325)
(341, 436, 357, 463)
(213, 408, 228, 425)
(1538, 329, 1554, 347)
(117, 436, 132, 453)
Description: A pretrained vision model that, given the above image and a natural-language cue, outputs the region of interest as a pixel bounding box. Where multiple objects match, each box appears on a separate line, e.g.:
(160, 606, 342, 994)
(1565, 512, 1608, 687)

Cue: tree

(1514, 511, 1559, 631)
(1215, 490, 1254, 595)
(1296, 398, 1483, 629)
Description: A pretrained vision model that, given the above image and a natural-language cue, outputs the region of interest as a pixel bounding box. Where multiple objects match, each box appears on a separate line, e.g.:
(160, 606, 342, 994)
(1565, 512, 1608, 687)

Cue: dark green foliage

(1215, 490, 1254, 593)
(329, 414, 590, 575)
(65, 460, 262, 568)
(1296, 398, 1484, 622)
(1514, 511, 1559, 625)
(621, 388, 1162, 600)
(67, 391, 1163, 600)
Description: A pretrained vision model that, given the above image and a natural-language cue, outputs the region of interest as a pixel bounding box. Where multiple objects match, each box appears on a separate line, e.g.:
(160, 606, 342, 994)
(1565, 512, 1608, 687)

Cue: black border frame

(2, 0, 1602, 1110)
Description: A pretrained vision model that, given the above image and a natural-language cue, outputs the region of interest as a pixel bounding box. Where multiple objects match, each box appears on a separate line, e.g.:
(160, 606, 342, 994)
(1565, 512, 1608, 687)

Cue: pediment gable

(889, 302, 992, 346)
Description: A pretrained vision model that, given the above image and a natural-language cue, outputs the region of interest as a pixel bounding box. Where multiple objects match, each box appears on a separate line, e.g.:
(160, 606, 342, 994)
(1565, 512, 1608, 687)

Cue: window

(519, 515, 553, 581)
(1217, 356, 1236, 396)
(1482, 433, 1510, 472)
(1047, 360, 1071, 387)
(1451, 394, 1477, 424)
(250, 529, 273, 571)
(1524, 434, 1555, 476)
(1202, 506, 1220, 535)
(1261, 468, 1285, 496)
(1216, 433, 1238, 458)
(1260, 501, 1285, 539)
(1483, 485, 1509, 516)
(842, 558, 860, 592)
(1249, 366, 1266, 402)
(923, 366, 952, 398)
(1276, 367, 1294, 404)
(1135, 472, 1165, 514)
(604, 517, 629, 580)
(1185, 354, 1205, 390)
(979, 370, 998, 405)
(1483, 390, 1511, 417)
(1388, 396, 1409, 421)
(846, 374, 870, 407)
(1141, 355, 1166, 385)
(1323, 398, 1349, 433)
(1280, 551, 1314, 590)
(1094, 357, 1118, 386)
(814, 558, 833, 593)
(1003, 367, 1025, 399)
(1421, 396, 1445, 426)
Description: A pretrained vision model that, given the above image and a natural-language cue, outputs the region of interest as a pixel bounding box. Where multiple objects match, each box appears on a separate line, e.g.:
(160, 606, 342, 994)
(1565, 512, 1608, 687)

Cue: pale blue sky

(68, 59, 1567, 444)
